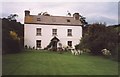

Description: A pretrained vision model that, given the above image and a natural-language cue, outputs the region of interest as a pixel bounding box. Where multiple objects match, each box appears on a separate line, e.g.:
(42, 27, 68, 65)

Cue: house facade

(24, 10, 83, 50)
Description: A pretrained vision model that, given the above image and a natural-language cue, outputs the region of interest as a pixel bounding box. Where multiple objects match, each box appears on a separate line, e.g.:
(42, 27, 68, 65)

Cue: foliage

(79, 15, 88, 26)
(9, 31, 20, 41)
(38, 12, 50, 16)
(76, 23, 119, 61)
(7, 14, 18, 21)
(2, 16, 24, 54)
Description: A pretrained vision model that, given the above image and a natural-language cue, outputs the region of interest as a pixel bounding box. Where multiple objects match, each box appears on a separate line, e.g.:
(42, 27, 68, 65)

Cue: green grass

(3, 50, 118, 75)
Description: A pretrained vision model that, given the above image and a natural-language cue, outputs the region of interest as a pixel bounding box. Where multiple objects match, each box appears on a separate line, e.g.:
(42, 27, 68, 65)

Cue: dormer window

(67, 19, 70, 22)
(37, 18, 41, 21)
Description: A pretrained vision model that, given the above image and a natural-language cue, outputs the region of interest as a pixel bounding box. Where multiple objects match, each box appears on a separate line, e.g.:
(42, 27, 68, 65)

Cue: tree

(9, 31, 20, 41)
(76, 23, 118, 57)
(67, 11, 71, 16)
(79, 15, 88, 26)
(42, 12, 50, 16)
(2, 14, 24, 54)
(7, 14, 18, 21)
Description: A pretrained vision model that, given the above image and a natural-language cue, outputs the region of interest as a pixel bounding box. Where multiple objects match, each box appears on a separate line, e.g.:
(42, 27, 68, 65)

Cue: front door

(51, 37, 59, 51)
(52, 40, 57, 51)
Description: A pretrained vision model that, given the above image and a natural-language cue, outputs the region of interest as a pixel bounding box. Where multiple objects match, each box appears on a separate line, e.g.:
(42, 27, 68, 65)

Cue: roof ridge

(29, 15, 73, 18)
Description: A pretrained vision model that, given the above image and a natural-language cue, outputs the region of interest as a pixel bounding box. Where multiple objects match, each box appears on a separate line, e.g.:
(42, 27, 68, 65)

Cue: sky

(0, 0, 119, 25)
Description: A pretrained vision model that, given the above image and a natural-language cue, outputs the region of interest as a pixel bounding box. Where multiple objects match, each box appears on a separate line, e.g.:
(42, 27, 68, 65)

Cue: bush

(2, 18, 24, 54)
(25, 45, 28, 49)
(76, 23, 119, 60)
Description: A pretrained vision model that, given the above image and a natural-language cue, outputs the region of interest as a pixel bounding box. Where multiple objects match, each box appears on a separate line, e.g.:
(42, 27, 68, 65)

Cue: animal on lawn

(74, 49, 79, 55)
(71, 49, 75, 55)
(101, 49, 111, 56)
(77, 50, 83, 55)
(71, 49, 83, 55)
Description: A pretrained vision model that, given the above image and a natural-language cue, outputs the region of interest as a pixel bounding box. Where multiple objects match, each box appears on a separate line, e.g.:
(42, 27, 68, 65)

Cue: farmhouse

(24, 10, 83, 50)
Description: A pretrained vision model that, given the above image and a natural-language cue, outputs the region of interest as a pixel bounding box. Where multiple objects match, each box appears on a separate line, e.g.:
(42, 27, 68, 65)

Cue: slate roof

(24, 15, 82, 26)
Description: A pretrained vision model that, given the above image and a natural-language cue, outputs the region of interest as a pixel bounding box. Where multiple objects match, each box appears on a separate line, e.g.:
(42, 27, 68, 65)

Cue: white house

(24, 10, 83, 50)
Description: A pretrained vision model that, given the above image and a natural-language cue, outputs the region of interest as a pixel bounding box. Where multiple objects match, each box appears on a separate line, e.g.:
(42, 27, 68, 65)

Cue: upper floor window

(67, 29, 72, 36)
(37, 18, 41, 21)
(36, 28, 41, 36)
(52, 29, 57, 36)
(67, 19, 70, 22)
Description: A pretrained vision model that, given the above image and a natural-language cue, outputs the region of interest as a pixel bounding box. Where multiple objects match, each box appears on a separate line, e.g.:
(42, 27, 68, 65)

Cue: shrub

(25, 45, 28, 49)
(76, 23, 119, 60)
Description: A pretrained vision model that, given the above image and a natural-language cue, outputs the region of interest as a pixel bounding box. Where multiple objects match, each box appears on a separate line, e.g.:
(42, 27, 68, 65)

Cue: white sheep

(101, 49, 111, 56)
(74, 49, 79, 55)
(71, 49, 83, 55)
(77, 50, 83, 55)
(71, 49, 75, 55)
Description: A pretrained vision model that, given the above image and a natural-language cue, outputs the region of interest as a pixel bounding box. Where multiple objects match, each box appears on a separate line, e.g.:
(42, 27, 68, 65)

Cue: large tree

(2, 14, 24, 54)
(76, 23, 118, 58)
(7, 14, 18, 21)
(79, 15, 88, 27)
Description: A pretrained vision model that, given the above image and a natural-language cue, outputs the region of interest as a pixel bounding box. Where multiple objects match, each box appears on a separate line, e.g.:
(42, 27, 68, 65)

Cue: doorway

(51, 36, 59, 51)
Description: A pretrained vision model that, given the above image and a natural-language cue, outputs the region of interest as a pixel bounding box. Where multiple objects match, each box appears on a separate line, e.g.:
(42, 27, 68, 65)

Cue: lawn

(2, 50, 118, 75)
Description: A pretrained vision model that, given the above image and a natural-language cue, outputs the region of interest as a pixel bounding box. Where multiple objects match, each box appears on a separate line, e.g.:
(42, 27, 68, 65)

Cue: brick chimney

(25, 10, 30, 16)
(73, 13, 80, 20)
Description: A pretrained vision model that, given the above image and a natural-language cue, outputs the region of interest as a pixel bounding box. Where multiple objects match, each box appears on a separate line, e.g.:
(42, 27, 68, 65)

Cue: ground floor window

(68, 41, 72, 47)
(36, 40, 41, 48)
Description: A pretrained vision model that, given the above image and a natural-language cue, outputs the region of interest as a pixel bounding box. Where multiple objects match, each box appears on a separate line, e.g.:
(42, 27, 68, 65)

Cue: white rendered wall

(24, 24, 82, 49)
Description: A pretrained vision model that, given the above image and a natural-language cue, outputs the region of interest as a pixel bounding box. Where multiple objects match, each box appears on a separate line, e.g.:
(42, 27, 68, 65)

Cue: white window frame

(68, 41, 72, 47)
(52, 29, 57, 36)
(67, 29, 72, 36)
(36, 40, 41, 48)
(36, 28, 41, 36)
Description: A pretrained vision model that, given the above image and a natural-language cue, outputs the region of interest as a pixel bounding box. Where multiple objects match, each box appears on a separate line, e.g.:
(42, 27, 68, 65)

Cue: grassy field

(2, 50, 118, 75)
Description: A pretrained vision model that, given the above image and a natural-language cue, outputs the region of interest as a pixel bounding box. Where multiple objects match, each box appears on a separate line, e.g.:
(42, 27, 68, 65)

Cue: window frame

(36, 28, 42, 36)
(36, 40, 41, 48)
(67, 29, 72, 36)
(67, 19, 70, 22)
(52, 29, 57, 36)
(37, 18, 41, 21)
(68, 41, 72, 47)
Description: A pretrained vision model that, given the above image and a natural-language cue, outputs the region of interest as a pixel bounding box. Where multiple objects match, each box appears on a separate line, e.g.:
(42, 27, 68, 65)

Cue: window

(52, 29, 57, 36)
(67, 29, 72, 36)
(36, 40, 41, 48)
(67, 19, 70, 22)
(37, 18, 41, 21)
(68, 41, 72, 47)
(36, 28, 41, 36)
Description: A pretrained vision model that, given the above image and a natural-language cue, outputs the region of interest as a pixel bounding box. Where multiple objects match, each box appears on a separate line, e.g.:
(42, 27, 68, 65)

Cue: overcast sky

(1, 0, 119, 25)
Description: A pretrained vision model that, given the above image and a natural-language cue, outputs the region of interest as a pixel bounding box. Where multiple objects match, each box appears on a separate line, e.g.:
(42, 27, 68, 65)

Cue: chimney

(25, 10, 30, 16)
(73, 13, 80, 20)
